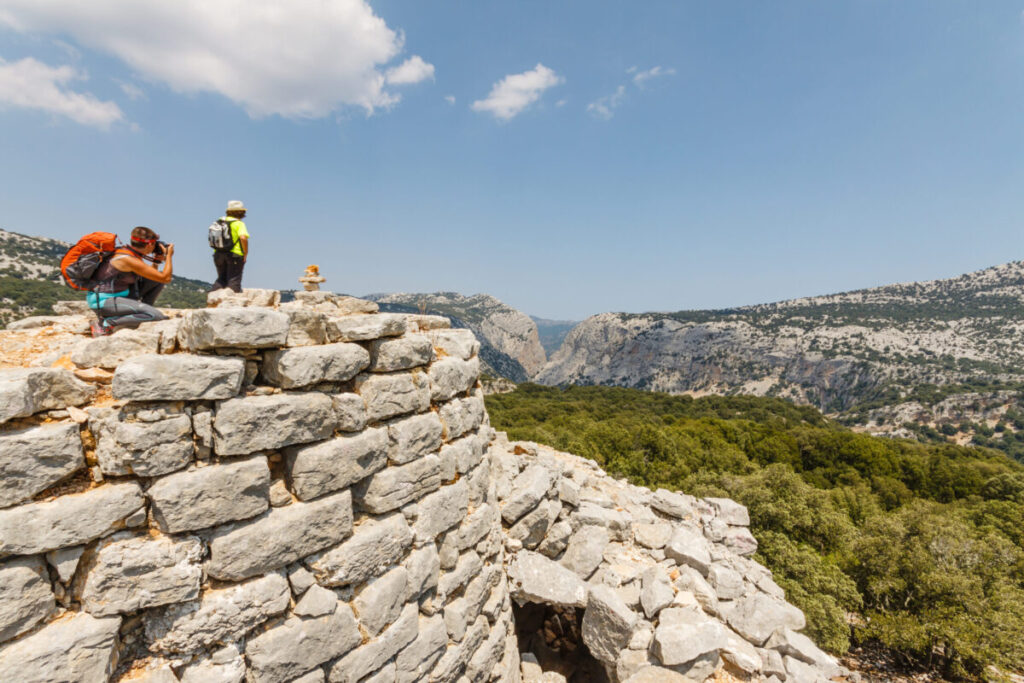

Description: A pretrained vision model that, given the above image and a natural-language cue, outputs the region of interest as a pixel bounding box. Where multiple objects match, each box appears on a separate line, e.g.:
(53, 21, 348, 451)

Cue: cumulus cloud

(631, 65, 675, 87)
(386, 55, 434, 85)
(586, 85, 625, 120)
(0, 56, 123, 128)
(0, 0, 434, 119)
(471, 63, 562, 121)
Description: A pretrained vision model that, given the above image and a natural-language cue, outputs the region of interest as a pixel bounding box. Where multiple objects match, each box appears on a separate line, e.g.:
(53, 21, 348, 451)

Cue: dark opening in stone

(513, 601, 610, 683)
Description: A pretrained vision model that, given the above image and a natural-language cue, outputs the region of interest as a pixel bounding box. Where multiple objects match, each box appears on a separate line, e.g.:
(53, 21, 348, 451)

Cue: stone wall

(0, 290, 845, 683)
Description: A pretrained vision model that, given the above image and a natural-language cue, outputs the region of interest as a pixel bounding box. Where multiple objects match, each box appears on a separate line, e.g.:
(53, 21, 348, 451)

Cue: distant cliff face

(538, 262, 1024, 413)
(369, 292, 547, 379)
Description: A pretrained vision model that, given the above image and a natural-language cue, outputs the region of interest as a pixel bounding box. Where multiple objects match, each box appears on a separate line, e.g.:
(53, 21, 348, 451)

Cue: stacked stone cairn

(0, 288, 846, 683)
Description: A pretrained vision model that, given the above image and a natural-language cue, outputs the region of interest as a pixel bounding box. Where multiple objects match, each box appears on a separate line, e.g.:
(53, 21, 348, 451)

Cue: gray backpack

(208, 218, 234, 252)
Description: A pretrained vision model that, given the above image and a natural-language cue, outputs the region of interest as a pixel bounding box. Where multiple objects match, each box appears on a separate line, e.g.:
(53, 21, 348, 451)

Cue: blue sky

(1, 1, 1023, 320)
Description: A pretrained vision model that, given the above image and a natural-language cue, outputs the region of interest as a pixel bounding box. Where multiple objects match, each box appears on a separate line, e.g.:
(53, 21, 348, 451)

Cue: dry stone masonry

(0, 288, 845, 682)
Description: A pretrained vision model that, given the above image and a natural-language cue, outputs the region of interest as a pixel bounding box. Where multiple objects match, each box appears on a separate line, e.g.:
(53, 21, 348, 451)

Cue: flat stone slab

(0, 556, 54, 643)
(0, 422, 83, 508)
(367, 335, 434, 372)
(112, 354, 245, 401)
(353, 454, 442, 513)
(285, 428, 387, 501)
(0, 481, 144, 557)
(727, 592, 806, 646)
(353, 372, 431, 423)
(213, 392, 334, 455)
(91, 410, 194, 477)
(653, 609, 730, 666)
(0, 611, 121, 683)
(207, 489, 353, 581)
(179, 308, 290, 350)
(263, 343, 370, 388)
(582, 584, 638, 664)
(245, 604, 361, 683)
(507, 550, 587, 608)
(147, 456, 270, 533)
(665, 525, 712, 576)
(308, 512, 413, 587)
(427, 356, 480, 401)
(386, 412, 443, 465)
(0, 367, 95, 424)
(326, 313, 406, 342)
(71, 328, 161, 369)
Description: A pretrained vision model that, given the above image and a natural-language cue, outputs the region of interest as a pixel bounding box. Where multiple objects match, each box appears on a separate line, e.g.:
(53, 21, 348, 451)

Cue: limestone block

(207, 490, 353, 581)
(0, 367, 95, 423)
(785, 654, 829, 683)
(0, 611, 121, 683)
(640, 566, 674, 619)
(111, 354, 244, 401)
(439, 395, 485, 441)
(263, 343, 370, 389)
(707, 564, 745, 600)
(269, 479, 292, 507)
(429, 614, 488, 683)
(92, 411, 193, 477)
(560, 525, 609, 579)
(508, 498, 560, 550)
(457, 503, 497, 551)
(724, 526, 759, 556)
(574, 502, 632, 541)
(633, 522, 672, 550)
(327, 603, 418, 683)
(428, 356, 480, 401)
(46, 545, 84, 582)
(674, 565, 720, 616)
(444, 597, 470, 641)
(0, 422, 83, 508)
(653, 608, 730, 667)
(705, 497, 750, 526)
(404, 314, 450, 331)
(760, 648, 787, 679)
(722, 631, 763, 674)
(0, 481, 143, 556)
(147, 456, 269, 533)
(353, 371, 431, 423)
(354, 566, 408, 635)
(582, 584, 637, 665)
(353, 453, 442, 513)
(727, 592, 806, 646)
(331, 296, 380, 315)
(430, 329, 479, 360)
(665, 525, 712, 576)
(414, 480, 468, 540)
(213, 392, 334, 455)
(623, 667, 693, 683)
(501, 463, 553, 524)
(507, 551, 587, 608)
(325, 313, 405, 342)
(308, 512, 413, 587)
(465, 614, 509, 681)
(5, 315, 65, 330)
(73, 532, 202, 616)
(368, 334, 434, 372)
(285, 308, 329, 346)
(465, 458, 491, 507)
(558, 478, 581, 508)
(617, 649, 656, 682)
(437, 550, 482, 602)
(145, 572, 290, 654)
(179, 308, 290, 350)
(285, 428, 387, 501)
(245, 603, 361, 683)
(294, 584, 338, 618)
(387, 411, 443, 465)
(537, 519, 572, 558)
(765, 627, 839, 673)
(290, 670, 327, 683)
(651, 489, 696, 519)
(206, 288, 280, 308)
(0, 556, 54, 643)
(441, 434, 484, 476)
(289, 564, 316, 595)
(71, 328, 160, 369)
(396, 614, 447, 683)
(179, 644, 248, 683)
(332, 392, 367, 432)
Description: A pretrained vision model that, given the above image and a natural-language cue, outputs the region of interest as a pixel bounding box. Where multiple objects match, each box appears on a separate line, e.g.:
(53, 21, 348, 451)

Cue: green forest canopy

(486, 384, 1024, 681)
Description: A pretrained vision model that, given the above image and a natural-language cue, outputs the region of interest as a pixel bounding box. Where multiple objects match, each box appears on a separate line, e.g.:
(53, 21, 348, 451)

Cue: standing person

(88, 226, 173, 336)
(210, 200, 249, 293)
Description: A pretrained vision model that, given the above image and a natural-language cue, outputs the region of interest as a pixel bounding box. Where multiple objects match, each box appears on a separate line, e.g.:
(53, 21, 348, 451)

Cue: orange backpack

(60, 232, 120, 290)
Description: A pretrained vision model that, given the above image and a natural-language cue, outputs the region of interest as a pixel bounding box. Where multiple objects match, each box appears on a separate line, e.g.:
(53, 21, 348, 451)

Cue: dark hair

(130, 226, 158, 248)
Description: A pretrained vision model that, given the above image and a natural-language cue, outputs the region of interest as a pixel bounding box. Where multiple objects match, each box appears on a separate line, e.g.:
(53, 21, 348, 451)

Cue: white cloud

(444, 95, 456, 105)
(471, 63, 562, 121)
(0, 0, 434, 119)
(631, 65, 675, 87)
(0, 56, 123, 128)
(586, 85, 625, 120)
(119, 81, 146, 100)
(386, 55, 434, 86)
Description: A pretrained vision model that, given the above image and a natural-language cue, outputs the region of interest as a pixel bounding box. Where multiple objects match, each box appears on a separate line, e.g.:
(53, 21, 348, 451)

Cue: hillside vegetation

(487, 385, 1024, 680)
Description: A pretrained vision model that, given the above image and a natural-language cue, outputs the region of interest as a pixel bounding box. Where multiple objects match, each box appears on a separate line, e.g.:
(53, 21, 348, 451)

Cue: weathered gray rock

(428, 356, 480, 400)
(582, 584, 638, 664)
(727, 592, 806, 646)
(0, 422, 83, 508)
(331, 296, 381, 315)
(0, 367, 95, 423)
(653, 608, 730, 667)
(285, 428, 387, 501)
(294, 584, 338, 618)
(332, 392, 367, 432)
(674, 565, 720, 616)
(146, 572, 290, 654)
(284, 308, 328, 346)
(706, 497, 750, 526)
(414, 480, 468, 540)
(207, 287, 280, 308)
(429, 613, 488, 683)
(721, 631, 764, 674)
(308, 512, 413, 587)
(707, 564, 745, 600)
(111, 354, 244, 401)
(430, 329, 480, 360)
(72, 329, 160, 369)
(396, 614, 447, 683)
(766, 627, 839, 673)
(0, 611, 121, 683)
(0, 481, 143, 556)
(353, 371, 431, 422)
(0, 556, 54, 643)
(326, 313, 406, 342)
(353, 453, 442, 513)
(178, 643, 248, 683)
(368, 334, 434, 372)
(442, 434, 485, 476)
(387, 411, 443, 465)
(245, 603, 361, 683)
(537, 519, 573, 558)
(559, 477, 581, 507)
(508, 498, 559, 549)
(263, 343, 370, 388)
(288, 564, 316, 596)
(328, 603, 418, 683)
(785, 654, 829, 683)
(640, 566, 674, 619)
(574, 501, 632, 541)
(724, 526, 759, 556)
(147, 456, 270, 533)
(437, 550, 483, 602)
(91, 411, 193, 477)
(179, 308, 290, 350)
(207, 490, 353, 581)
(74, 532, 202, 616)
(404, 544, 440, 600)
(213, 392, 334, 455)
(46, 545, 84, 582)
(501, 463, 553, 524)
(507, 551, 587, 608)
(665, 526, 712, 576)
(438, 395, 486, 441)
(560, 525, 609, 579)
(633, 522, 672, 549)
(354, 566, 408, 635)
(651, 489, 696, 519)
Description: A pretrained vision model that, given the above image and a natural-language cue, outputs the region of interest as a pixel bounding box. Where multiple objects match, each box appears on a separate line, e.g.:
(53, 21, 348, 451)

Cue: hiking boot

(90, 319, 111, 338)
